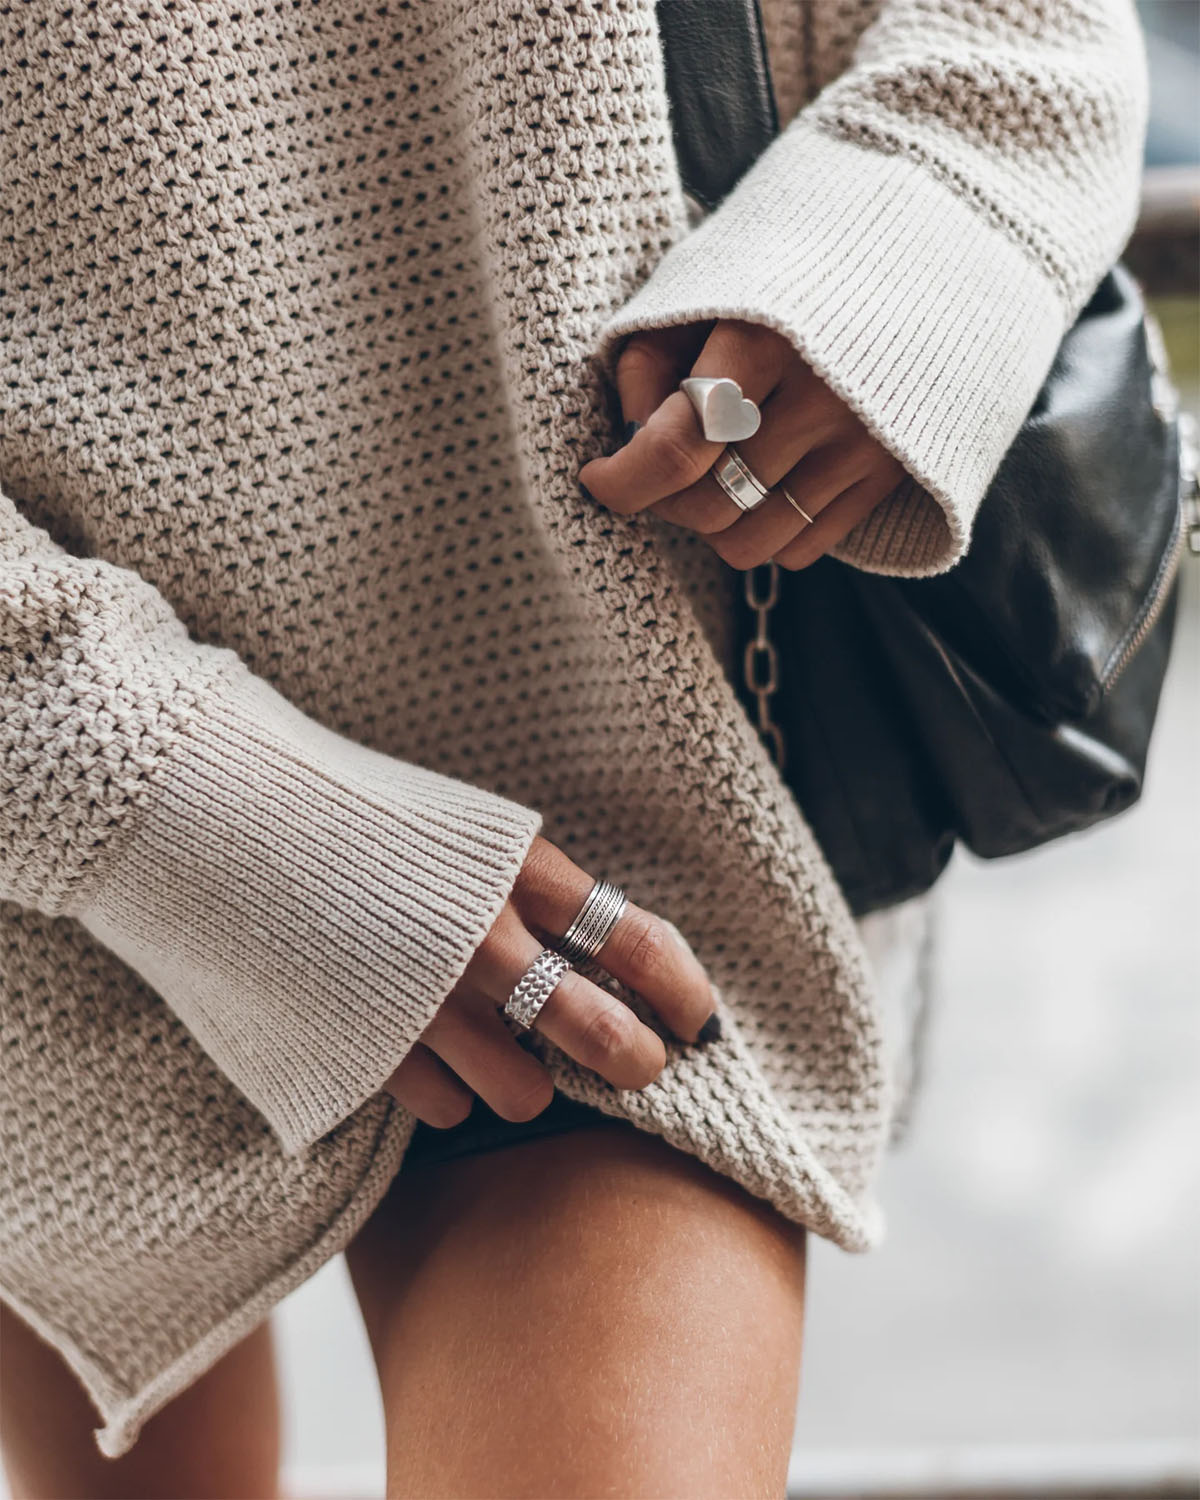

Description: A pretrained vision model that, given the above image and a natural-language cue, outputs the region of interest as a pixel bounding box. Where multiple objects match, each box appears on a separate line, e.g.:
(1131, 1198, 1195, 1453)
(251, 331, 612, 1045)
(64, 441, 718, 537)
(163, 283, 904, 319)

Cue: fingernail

(697, 1012, 723, 1044)
(622, 418, 642, 445)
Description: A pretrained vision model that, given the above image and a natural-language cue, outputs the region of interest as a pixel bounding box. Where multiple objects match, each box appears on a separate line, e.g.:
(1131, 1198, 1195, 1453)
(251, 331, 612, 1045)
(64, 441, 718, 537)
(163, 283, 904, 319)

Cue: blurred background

(278, 5, 1200, 1499)
(265, 7, 1200, 1497)
(3, 6, 1191, 1499)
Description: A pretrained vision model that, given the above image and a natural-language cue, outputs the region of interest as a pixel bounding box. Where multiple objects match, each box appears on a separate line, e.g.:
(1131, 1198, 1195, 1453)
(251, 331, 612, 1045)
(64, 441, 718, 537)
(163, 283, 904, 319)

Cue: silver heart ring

(680, 376, 762, 443)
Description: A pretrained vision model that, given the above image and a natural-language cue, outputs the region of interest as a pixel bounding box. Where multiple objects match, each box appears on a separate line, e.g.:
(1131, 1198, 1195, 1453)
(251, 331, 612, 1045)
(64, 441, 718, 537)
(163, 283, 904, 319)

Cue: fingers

(464, 903, 668, 1090)
(774, 468, 904, 570)
(414, 834, 723, 1119)
(580, 389, 723, 514)
(383, 1042, 476, 1128)
(650, 359, 857, 538)
(579, 319, 793, 516)
(615, 323, 710, 426)
(512, 837, 715, 1044)
(420, 990, 558, 1122)
(689, 318, 796, 401)
(581, 315, 906, 569)
(705, 441, 870, 570)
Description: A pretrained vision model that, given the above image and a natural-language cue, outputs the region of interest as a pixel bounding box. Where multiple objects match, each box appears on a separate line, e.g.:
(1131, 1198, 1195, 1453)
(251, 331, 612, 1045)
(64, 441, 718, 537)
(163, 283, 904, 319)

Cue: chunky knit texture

(0, 0, 1145, 1457)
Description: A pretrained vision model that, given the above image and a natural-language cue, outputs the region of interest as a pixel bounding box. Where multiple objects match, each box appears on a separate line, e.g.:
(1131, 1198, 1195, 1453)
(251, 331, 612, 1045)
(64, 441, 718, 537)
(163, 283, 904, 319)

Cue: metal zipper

(1104, 499, 1189, 693)
(1101, 309, 1198, 694)
(1104, 398, 1199, 695)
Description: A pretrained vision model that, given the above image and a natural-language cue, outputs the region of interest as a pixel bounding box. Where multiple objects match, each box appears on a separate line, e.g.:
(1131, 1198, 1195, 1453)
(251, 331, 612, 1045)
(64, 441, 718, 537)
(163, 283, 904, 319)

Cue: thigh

(346, 1117, 807, 1500)
(0, 1304, 280, 1500)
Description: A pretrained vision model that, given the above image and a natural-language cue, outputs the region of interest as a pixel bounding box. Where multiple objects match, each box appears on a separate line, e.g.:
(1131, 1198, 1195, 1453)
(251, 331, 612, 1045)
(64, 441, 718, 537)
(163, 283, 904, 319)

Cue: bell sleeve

(597, 0, 1150, 577)
(1, 488, 542, 1154)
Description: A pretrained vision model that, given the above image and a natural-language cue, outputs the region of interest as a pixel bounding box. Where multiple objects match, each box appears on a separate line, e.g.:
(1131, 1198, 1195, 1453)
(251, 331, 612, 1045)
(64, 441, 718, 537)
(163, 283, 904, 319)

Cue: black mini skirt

(400, 1089, 629, 1171)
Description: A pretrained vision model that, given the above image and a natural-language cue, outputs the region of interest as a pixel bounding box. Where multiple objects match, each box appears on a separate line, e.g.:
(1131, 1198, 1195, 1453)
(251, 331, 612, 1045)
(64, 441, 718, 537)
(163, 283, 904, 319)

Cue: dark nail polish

(697, 1012, 723, 1044)
(622, 418, 642, 445)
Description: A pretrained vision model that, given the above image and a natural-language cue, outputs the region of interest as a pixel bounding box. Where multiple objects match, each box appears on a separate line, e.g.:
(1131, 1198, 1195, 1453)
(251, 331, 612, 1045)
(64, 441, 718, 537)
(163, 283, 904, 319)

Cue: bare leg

(0, 1303, 280, 1500)
(346, 1120, 807, 1500)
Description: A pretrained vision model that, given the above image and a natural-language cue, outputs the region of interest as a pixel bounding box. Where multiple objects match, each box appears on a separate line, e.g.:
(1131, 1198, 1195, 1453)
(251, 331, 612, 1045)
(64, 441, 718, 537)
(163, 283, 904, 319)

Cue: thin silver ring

(780, 486, 815, 526)
(711, 446, 771, 513)
(556, 878, 628, 965)
(504, 947, 573, 1031)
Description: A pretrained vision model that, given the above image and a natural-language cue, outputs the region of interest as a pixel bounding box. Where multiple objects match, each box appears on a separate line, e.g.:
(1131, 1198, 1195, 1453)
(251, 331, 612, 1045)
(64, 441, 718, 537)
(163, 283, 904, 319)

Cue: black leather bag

(655, 0, 1194, 915)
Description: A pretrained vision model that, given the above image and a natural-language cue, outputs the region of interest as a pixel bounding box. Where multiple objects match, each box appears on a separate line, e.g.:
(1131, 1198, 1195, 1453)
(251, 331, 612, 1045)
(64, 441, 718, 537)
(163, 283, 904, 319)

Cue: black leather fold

(655, 0, 777, 208)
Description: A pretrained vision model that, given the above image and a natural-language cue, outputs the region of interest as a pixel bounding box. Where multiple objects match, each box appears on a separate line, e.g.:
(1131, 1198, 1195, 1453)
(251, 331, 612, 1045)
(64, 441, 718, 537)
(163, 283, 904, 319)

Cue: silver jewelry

(504, 948, 573, 1031)
(780, 486, 815, 526)
(557, 878, 628, 964)
(680, 377, 762, 443)
(711, 445, 771, 512)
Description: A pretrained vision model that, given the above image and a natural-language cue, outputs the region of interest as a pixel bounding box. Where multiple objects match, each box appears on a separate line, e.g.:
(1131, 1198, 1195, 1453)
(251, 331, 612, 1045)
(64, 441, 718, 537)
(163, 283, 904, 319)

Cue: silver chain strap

(742, 560, 786, 770)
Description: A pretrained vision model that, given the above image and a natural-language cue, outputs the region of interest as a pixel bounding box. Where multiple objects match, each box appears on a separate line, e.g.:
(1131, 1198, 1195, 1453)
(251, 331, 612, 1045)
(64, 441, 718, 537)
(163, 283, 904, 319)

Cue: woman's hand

(579, 320, 906, 570)
(384, 836, 716, 1128)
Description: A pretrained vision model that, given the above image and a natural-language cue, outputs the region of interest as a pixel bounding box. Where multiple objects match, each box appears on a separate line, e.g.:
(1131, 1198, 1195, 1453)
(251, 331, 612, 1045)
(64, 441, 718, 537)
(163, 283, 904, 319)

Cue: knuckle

(709, 528, 758, 571)
(708, 319, 778, 367)
(644, 425, 708, 491)
(511, 835, 562, 904)
(617, 336, 669, 386)
(579, 1000, 634, 1069)
(620, 911, 671, 989)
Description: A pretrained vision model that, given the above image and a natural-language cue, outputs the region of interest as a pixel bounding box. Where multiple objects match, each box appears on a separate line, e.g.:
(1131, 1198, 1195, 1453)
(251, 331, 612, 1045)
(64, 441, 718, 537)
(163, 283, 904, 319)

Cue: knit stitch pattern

(0, 0, 1145, 1456)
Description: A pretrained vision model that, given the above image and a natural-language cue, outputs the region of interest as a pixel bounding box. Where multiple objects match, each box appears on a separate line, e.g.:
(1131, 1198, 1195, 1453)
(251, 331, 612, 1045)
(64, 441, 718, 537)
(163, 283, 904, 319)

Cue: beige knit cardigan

(0, 0, 1146, 1458)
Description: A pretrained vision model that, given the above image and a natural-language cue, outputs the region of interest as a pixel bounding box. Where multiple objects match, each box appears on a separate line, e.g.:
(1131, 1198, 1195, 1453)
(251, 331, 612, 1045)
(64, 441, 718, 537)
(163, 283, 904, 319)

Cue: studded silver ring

(503, 948, 573, 1032)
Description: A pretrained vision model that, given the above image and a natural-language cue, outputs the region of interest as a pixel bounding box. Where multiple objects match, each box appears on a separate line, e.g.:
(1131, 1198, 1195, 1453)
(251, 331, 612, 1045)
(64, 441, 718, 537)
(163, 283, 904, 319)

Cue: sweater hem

(1, 1055, 885, 1465)
(75, 667, 544, 1154)
(0, 1104, 414, 1461)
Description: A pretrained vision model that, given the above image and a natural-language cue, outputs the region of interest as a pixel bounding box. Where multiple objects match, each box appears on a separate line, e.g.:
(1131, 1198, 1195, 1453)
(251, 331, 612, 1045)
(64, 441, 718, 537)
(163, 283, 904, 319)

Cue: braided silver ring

(711, 445, 771, 513)
(556, 878, 628, 965)
(504, 948, 573, 1031)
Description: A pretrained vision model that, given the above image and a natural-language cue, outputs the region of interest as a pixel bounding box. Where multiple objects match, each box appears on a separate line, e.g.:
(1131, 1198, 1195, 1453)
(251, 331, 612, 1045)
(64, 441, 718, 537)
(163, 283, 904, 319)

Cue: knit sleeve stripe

(595, 120, 1067, 577)
(72, 666, 543, 1155)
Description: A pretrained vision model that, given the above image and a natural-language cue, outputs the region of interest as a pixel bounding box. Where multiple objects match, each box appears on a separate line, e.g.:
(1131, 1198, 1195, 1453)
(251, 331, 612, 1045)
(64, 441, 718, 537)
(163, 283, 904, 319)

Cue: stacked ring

(504, 947, 573, 1031)
(556, 878, 628, 964)
(711, 446, 771, 512)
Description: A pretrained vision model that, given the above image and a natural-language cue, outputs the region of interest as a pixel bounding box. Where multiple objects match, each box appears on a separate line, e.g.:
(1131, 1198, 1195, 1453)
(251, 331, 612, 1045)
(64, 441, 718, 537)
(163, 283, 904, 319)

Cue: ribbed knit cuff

(72, 666, 542, 1154)
(598, 120, 1068, 577)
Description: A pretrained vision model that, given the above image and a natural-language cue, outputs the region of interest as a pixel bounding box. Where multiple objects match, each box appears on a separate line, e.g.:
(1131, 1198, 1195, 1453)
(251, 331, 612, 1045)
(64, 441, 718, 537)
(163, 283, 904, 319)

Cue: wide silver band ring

(711, 446, 771, 513)
(504, 948, 573, 1031)
(556, 878, 628, 965)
